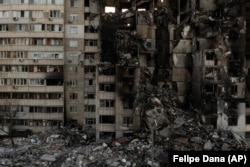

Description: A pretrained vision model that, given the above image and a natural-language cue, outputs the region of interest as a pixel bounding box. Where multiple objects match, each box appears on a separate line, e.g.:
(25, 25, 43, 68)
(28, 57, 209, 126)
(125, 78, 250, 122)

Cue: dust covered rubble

(0, 107, 248, 167)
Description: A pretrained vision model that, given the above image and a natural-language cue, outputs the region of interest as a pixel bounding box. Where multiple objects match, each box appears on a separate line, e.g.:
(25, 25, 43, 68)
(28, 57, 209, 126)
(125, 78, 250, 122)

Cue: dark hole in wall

(246, 116, 250, 124)
(100, 24, 118, 64)
(99, 132, 115, 139)
(228, 116, 238, 126)
(100, 67, 116, 75)
(99, 115, 115, 124)
(84, 0, 89, 6)
(47, 79, 63, 86)
(205, 115, 217, 128)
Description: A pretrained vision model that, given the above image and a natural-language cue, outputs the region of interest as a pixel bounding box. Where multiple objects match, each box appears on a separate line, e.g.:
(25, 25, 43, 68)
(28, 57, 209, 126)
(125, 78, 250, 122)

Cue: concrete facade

(0, 0, 248, 141)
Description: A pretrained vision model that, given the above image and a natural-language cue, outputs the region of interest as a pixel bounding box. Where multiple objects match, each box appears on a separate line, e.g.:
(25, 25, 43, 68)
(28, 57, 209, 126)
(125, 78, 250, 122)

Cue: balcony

(0, 99, 63, 106)
(97, 124, 115, 131)
(0, 45, 63, 51)
(0, 58, 64, 65)
(0, 72, 63, 79)
(99, 92, 115, 99)
(0, 4, 64, 10)
(0, 31, 63, 38)
(99, 108, 115, 115)
(98, 75, 115, 82)
(0, 17, 63, 24)
(29, 112, 63, 120)
(84, 46, 99, 52)
(85, 33, 99, 39)
(0, 85, 63, 92)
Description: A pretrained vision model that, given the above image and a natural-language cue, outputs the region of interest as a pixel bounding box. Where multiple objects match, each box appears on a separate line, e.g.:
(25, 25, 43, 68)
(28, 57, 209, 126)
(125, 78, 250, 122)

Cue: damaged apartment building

(0, 0, 248, 141)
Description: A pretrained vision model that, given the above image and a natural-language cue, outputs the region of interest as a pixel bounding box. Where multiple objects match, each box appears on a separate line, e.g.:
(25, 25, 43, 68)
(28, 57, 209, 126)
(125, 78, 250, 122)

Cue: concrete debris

(0, 106, 248, 167)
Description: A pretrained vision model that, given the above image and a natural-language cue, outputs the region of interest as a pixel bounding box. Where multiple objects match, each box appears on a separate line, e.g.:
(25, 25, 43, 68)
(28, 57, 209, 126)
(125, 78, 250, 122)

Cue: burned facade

(100, 0, 247, 140)
(0, 0, 248, 142)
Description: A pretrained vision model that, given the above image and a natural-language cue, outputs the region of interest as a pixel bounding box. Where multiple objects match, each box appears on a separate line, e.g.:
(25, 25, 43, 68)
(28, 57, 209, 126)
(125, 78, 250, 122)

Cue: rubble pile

(157, 108, 248, 151)
(0, 106, 248, 167)
(0, 126, 166, 167)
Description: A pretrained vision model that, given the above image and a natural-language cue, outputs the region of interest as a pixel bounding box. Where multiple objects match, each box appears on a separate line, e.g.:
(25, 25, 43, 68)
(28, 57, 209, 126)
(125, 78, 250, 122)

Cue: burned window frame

(99, 83, 115, 92)
(99, 115, 115, 124)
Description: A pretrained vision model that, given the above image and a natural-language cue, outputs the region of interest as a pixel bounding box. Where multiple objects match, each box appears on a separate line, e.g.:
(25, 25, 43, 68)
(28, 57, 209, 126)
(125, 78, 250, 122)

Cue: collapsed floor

(0, 105, 248, 167)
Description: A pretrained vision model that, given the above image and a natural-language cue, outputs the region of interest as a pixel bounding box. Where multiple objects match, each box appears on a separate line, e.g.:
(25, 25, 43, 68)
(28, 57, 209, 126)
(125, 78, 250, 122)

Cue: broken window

(246, 102, 250, 108)
(47, 79, 63, 86)
(85, 94, 95, 99)
(123, 99, 133, 109)
(85, 26, 96, 33)
(205, 84, 216, 93)
(84, 105, 95, 112)
(228, 116, 238, 126)
(69, 92, 77, 100)
(230, 85, 238, 95)
(128, 69, 135, 76)
(85, 118, 96, 125)
(123, 132, 134, 137)
(123, 117, 133, 126)
(99, 83, 115, 92)
(84, 0, 89, 6)
(205, 52, 215, 60)
(205, 116, 217, 127)
(99, 115, 115, 124)
(100, 100, 115, 108)
(101, 68, 115, 75)
(246, 116, 250, 124)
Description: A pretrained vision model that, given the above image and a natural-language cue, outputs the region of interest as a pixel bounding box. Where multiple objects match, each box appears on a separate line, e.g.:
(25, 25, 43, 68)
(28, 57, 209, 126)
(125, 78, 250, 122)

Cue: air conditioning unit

(19, 58, 24, 62)
(13, 17, 18, 21)
(13, 86, 18, 89)
(48, 17, 53, 21)
(68, 19, 73, 23)
(68, 60, 72, 63)
(31, 17, 36, 21)
(33, 59, 38, 62)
